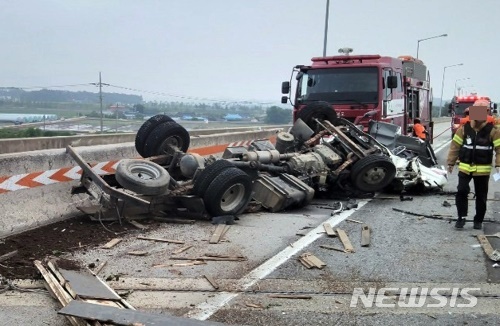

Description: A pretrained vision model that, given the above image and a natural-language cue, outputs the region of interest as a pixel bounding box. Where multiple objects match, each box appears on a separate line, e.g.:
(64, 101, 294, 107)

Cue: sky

(0, 0, 499, 105)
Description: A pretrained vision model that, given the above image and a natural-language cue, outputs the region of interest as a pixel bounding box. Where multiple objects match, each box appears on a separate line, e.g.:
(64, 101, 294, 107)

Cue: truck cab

(281, 53, 433, 142)
(449, 95, 498, 138)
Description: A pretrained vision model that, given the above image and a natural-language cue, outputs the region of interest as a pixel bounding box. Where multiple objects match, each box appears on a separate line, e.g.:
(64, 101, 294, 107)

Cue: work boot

(455, 217, 466, 229)
(473, 222, 482, 230)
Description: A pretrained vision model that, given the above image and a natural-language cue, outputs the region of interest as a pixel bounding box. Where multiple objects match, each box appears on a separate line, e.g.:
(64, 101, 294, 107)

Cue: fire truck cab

(448, 94, 498, 138)
(281, 53, 434, 141)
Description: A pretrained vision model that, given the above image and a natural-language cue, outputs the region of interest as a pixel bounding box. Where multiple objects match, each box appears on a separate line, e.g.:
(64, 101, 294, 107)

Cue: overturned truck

(68, 108, 446, 220)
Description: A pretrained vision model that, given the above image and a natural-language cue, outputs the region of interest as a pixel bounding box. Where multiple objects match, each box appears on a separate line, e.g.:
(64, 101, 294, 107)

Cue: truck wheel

(296, 101, 338, 131)
(193, 160, 234, 196)
(143, 121, 190, 157)
(135, 114, 175, 157)
(203, 167, 252, 216)
(115, 159, 170, 196)
(350, 155, 396, 192)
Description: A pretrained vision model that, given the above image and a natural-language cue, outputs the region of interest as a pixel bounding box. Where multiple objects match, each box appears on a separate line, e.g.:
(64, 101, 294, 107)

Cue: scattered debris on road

(298, 252, 326, 269)
(102, 238, 123, 249)
(172, 245, 193, 255)
(204, 274, 219, 290)
(268, 294, 312, 299)
(323, 223, 337, 237)
(336, 228, 355, 253)
(442, 200, 452, 207)
(209, 224, 228, 244)
(137, 236, 184, 244)
(319, 245, 346, 253)
(477, 235, 500, 262)
(0, 250, 18, 263)
(127, 251, 149, 256)
(361, 225, 371, 247)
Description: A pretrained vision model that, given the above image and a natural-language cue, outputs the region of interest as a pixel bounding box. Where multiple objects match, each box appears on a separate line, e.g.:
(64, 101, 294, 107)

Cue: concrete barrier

(0, 128, 283, 238)
(0, 125, 290, 154)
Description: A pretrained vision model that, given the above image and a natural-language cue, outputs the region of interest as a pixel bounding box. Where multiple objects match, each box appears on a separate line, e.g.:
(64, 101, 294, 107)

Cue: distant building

(224, 113, 243, 121)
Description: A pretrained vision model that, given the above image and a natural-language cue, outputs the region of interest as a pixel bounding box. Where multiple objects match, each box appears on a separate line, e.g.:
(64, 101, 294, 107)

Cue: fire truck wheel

(115, 159, 170, 196)
(193, 160, 235, 196)
(350, 155, 396, 192)
(203, 167, 252, 216)
(297, 101, 338, 131)
(143, 121, 190, 157)
(135, 114, 175, 157)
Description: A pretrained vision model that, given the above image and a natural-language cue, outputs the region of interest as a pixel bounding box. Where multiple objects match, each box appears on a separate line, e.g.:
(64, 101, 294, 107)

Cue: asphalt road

(1, 119, 499, 326)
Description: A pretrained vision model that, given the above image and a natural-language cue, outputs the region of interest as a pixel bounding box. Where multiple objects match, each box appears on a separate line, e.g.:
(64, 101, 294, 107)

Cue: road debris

(127, 251, 149, 256)
(493, 263, 499, 268)
(442, 200, 452, 207)
(319, 245, 346, 253)
(346, 218, 363, 224)
(211, 215, 238, 225)
(245, 301, 265, 309)
(336, 228, 355, 253)
(209, 224, 226, 244)
(152, 217, 196, 224)
(361, 224, 371, 247)
(172, 245, 193, 255)
(102, 238, 122, 249)
(268, 294, 312, 299)
(0, 250, 18, 263)
(485, 232, 500, 239)
(94, 261, 107, 275)
(137, 236, 184, 244)
(477, 235, 500, 262)
(298, 252, 326, 269)
(392, 208, 500, 224)
(204, 274, 219, 290)
(170, 254, 247, 262)
(323, 223, 337, 237)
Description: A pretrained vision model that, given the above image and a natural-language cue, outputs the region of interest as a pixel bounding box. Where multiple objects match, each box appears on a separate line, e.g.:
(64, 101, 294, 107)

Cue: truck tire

(135, 114, 175, 157)
(350, 155, 396, 192)
(115, 159, 170, 196)
(203, 167, 252, 216)
(296, 101, 338, 131)
(143, 121, 190, 157)
(193, 160, 235, 196)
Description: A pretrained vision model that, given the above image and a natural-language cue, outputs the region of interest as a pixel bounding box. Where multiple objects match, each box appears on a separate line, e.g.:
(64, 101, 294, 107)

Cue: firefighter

(447, 105, 500, 230)
(412, 118, 428, 140)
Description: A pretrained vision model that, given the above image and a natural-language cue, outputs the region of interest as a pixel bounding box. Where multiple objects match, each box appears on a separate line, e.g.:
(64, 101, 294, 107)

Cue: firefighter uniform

(460, 115, 496, 125)
(412, 122, 427, 140)
(447, 121, 500, 228)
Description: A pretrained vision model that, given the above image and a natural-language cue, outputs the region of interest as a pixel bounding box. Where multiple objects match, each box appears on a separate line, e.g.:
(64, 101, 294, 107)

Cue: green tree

(133, 104, 145, 113)
(265, 106, 292, 124)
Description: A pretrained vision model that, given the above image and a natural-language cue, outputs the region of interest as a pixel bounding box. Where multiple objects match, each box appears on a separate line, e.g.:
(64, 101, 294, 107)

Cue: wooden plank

(34, 261, 86, 326)
(209, 224, 226, 244)
(268, 294, 312, 299)
(47, 261, 78, 299)
(137, 236, 184, 244)
(172, 245, 193, 255)
(361, 225, 371, 247)
(336, 228, 355, 253)
(152, 217, 196, 224)
(221, 225, 231, 238)
(203, 275, 219, 290)
(58, 269, 121, 300)
(102, 238, 122, 249)
(323, 223, 336, 237)
(94, 261, 108, 275)
(347, 218, 363, 224)
(319, 245, 346, 253)
(477, 235, 500, 261)
(169, 256, 246, 262)
(299, 253, 326, 269)
(127, 251, 149, 256)
(128, 220, 147, 230)
(0, 250, 18, 263)
(58, 300, 221, 326)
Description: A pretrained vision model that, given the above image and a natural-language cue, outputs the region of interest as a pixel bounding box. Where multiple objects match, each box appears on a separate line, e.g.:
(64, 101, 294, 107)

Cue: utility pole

(323, 0, 330, 57)
(92, 72, 109, 133)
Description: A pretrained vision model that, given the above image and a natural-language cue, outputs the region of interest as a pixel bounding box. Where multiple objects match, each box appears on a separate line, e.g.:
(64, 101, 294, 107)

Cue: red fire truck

(448, 94, 498, 138)
(281, 53, 434, 141)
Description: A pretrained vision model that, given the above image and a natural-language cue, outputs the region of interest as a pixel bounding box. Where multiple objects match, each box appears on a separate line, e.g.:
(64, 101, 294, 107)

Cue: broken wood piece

(221, 225, 231, 239)
(209, 224, 226, 244)
(128, 220, 147, 230)
(477, 235, 500, 262)
(346, 218, 363, 224)
(172, 245, 193, 255)
(244, 301, 264, 309)
(137, 236, 184, 244)
(319, 245, 346, 253)
(0, 250, 18, 263)
(152, 217, 196, 224)
(336, 228, 355, 253)
(296, 230, 308, 236)
(169, 255, 247, 262)
(361, 224, 371, 247)
(204, 274, 219, 290)
(94, 261, 108, 275)
(268, 294, 312, 299)
(102, 238, 122, 249)
(127, 251, 149, 256)
(298, 252, 326, 269)
(323, 223, 337, 237)
(172, 261, 206, 267)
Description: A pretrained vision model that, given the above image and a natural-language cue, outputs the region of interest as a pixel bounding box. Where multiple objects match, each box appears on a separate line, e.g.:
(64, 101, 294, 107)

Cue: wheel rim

(159, 136, 182, 153)
(362, 166, 387, 185)
(130, 163, 161, 180)
(220, 183, 245, 212)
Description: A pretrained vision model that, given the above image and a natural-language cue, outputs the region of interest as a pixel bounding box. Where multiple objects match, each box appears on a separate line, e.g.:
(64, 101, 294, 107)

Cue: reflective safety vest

(460, 115, 496, 125)
(455, 122, 494, 174)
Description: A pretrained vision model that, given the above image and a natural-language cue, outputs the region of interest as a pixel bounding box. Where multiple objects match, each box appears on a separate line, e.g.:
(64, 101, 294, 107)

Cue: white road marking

(185, 201, 369, 320)
(433, 140, 451, 154)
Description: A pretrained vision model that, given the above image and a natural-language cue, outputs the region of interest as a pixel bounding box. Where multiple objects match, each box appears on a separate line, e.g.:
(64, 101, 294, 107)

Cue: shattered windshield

(297, 67, 379, 105)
